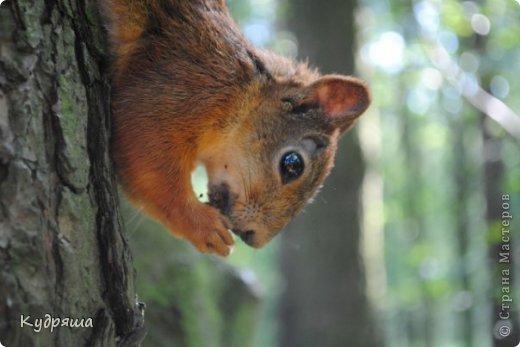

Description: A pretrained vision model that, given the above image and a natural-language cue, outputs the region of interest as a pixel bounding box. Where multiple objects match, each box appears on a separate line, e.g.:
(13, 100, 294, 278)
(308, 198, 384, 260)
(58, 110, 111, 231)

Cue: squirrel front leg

(125, 159, 235, 256)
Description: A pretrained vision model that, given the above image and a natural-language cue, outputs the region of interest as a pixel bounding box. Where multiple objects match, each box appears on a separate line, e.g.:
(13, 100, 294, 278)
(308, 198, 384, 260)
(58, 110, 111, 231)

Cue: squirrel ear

(309, 75, 370, 131)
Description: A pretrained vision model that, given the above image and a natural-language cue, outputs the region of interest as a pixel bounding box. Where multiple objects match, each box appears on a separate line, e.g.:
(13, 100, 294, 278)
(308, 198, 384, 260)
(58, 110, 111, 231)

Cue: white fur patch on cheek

(191, 164, 209, 202)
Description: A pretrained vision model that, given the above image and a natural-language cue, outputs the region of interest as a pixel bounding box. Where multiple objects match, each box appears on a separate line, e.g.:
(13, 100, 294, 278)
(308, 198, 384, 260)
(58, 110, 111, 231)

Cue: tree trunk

(0, 1, 144, 346)
(279, 1, 380, 346)
(469, 9, 520, 344)
(481, 115, 519, 346)
(452, 119, 473, 347)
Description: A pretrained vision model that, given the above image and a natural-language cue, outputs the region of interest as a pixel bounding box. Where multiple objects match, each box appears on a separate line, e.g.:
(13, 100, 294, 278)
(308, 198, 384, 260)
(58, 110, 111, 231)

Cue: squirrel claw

(203, 233, 233, 256)
(203, 230, 233, 256)
(188, 205, 235, 257)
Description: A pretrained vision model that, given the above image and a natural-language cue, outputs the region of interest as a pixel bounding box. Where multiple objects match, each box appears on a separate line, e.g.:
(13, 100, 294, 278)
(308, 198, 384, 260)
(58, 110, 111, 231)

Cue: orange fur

(103, 0, 370, 256)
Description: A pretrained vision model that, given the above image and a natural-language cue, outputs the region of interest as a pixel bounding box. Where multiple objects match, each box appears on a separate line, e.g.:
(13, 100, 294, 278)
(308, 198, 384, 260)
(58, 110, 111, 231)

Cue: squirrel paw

(188, 205, 235, 256)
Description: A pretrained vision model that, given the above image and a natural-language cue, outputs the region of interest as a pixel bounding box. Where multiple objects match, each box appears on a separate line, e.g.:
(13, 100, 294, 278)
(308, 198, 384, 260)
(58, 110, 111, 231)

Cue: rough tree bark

(279, 0, 380, 346)
(0, 0, 144, 346)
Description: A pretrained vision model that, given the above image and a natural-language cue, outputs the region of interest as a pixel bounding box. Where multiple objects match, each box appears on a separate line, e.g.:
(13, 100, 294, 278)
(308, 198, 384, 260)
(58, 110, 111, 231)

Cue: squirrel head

(105, 0, 370, 255)
(203, 72, 370, 248)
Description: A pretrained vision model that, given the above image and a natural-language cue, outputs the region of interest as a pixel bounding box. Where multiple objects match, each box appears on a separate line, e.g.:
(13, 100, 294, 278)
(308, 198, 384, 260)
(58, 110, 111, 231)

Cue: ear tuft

(311, 75, 370, 123)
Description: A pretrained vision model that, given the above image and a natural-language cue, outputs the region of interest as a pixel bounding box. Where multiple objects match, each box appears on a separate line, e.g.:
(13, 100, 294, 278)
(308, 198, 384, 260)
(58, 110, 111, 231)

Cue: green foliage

(358, 0, 520, 345)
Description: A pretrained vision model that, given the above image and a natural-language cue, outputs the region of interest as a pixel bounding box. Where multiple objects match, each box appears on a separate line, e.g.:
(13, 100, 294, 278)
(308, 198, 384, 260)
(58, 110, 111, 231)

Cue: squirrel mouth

(231, 229, 257, 247)
(208, 183, 258, 247)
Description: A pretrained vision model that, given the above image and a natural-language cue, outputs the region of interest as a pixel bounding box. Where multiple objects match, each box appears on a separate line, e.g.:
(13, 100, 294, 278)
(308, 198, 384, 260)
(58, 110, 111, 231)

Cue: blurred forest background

(123, 0, 520, 346)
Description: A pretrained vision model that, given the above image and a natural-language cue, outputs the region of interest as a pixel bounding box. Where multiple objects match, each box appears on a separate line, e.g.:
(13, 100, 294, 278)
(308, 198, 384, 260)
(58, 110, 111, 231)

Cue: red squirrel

(102, 0, 370, 256)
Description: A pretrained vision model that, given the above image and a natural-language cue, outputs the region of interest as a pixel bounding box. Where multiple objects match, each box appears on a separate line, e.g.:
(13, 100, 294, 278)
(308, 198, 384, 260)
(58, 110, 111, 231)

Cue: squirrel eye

(280, 152, 304, 184)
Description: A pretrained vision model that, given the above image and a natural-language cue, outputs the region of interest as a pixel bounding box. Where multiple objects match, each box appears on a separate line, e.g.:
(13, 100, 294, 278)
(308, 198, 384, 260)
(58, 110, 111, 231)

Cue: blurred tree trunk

(451, 120, 473, 347)
(279, 1, 380, 346)
(398, 82, 435, 347)
(469, 4, 520, 343)
(481, 109, 519, 346)
(0, 1, 144, 346)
